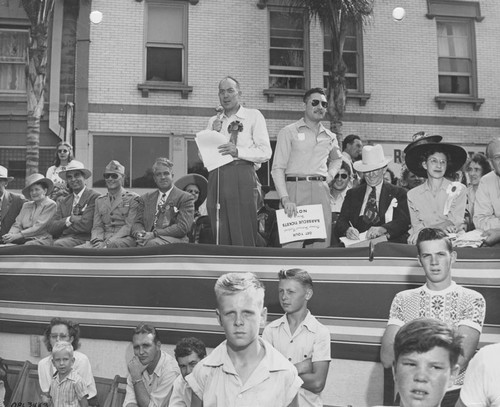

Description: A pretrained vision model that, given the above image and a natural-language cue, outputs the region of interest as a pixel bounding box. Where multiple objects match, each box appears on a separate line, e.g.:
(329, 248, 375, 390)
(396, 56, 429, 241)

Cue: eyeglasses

(104, 173, 119, 179)
(58, 149, 69, 153)
(311, 99, 328, 108)
(428, 157, 447, 166)
(186, 189, 200, 195)
(334, 173, 348, 180)
(50, 334, 70, 340)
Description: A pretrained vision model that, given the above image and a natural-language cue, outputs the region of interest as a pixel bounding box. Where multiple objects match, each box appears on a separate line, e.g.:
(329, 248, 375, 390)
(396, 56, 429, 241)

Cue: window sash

(0, 28, 28, 92)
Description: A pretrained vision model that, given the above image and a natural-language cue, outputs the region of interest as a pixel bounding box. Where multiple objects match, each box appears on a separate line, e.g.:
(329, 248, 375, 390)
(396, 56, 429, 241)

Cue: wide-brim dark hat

(403, 133, 443, 154)
(175, 173, 208, 204)
(22, 173, 54, 199)
(404, 142, 468, 178)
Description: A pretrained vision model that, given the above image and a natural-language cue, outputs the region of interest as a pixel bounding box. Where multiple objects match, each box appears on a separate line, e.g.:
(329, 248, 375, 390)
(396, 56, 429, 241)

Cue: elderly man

(272, 87, 343, 248)
(0, 165, 26, 241)
(206, 76, 272, 246)
(474, 137, 500, 246)
(132, 158, 194, 246)
(335, 144, 410, 243)
(342, 134, 363, 187)
(380, 228, 486, 407)
(124, 323, 179, 407)
(79, 160, 139, 249)
(48, 160, 100, 247)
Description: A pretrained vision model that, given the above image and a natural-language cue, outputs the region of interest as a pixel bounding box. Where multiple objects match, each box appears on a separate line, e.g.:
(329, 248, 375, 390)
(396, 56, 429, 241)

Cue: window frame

(0, 26, 29, 97)
(138, 0, 192, 98)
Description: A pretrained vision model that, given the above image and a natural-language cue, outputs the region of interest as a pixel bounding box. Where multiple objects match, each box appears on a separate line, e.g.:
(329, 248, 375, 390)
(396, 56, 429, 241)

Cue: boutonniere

(161, 202, 179, 214)
(443, 182, 464, 215)
(228, 120, 243, 133)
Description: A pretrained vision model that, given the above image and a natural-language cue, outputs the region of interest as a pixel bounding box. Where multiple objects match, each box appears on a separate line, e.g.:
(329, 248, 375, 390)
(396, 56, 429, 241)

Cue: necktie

(72, 195, 81, 215)
(363, 187, 380, 225)
(153, 193, 167, 230)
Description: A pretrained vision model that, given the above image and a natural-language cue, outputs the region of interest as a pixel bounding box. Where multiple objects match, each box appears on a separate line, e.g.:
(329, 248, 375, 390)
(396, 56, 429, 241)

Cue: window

(269, 8, 307, 90)
(0, 148, 53, 189)
(437, 19, 474, 95)
(323, 22, 361, 91)
(92, 136, 170, 188)
(139, 1, 192, 98)
(0, 28, 28, 93)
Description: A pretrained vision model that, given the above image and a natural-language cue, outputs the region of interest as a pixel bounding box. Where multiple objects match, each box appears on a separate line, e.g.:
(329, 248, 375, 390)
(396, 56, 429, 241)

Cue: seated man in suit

(133, 157, 195, 246)
(335, 144, 410, 243)
(48, 160, 100, 247)
(0, 165, 26, 242)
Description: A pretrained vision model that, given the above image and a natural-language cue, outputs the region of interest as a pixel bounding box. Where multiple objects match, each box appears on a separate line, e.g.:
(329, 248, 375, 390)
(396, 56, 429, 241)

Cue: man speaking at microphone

(206, 76, 271, 246)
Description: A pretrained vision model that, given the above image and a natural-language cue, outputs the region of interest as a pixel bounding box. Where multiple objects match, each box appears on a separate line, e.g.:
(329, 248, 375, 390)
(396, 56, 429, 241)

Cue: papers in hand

(196, 130, 233, 171)
(340, 232, 388, 248)
(448, 229, 485, 248)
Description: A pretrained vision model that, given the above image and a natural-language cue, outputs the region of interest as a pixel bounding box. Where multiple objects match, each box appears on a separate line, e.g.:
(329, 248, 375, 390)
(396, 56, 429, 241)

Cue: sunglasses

(311, 99, 328, 108)
(334, 173, 348, 180)
(186, 189, 200, 194)
(58, 149, 69, 153)
(104, 173, 119, 179)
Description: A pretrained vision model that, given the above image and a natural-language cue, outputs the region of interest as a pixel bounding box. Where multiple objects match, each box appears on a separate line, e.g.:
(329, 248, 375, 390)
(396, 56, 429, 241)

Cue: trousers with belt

(282, 178, 332, 248)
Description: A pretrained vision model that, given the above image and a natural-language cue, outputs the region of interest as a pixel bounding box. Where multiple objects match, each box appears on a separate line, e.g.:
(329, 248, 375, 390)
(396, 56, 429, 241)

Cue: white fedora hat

(59, 160, 92, 180)
(353, 144, 392, 173)
(0, 165, 14, 182)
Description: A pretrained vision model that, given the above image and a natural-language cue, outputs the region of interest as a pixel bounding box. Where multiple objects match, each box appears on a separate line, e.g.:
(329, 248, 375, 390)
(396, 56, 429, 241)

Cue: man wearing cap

(0, 165, 27, 241)
(474, 137, 500, 246)
(271, 87, 343, 248)
(80, 160, 139, 248)
(335, 144, 410, 243)
(132, 158, 194, 246)
(47, 160, 100, 247)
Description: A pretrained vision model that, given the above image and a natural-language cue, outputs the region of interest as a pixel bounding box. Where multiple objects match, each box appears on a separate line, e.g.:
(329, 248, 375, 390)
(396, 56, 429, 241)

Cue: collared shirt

(359, 182, 383, 215)
(206, 105, 272, 165)
(168, 374, 192, 407)
(272, 118, 342, 199)
(460, 343, 500, 407)
(186, 339, 302, 407)
(262, 311, 331, 407)
(123, 350, 180, 407)
(49, 370, 87, 407)
(473, 171, 500, 230)
(156, 187, 173, 208)
(407, 178, 467, 238)
(65, 187, 88, 227)
(38, 350, 97, 398)
(330, 189, 348, 213)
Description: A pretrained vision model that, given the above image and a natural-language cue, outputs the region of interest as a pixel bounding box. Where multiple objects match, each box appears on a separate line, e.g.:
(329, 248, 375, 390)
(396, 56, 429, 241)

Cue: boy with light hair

(187, 272, 302, 407)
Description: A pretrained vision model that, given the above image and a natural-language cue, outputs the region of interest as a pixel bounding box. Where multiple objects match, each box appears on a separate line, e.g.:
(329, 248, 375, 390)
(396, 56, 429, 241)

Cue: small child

(49, 342, 88, 407)
(186, 272, 302, 407)
(169, 337, 207, 407)
(393, 318, 462, 407)
(262, 268, 331, 407)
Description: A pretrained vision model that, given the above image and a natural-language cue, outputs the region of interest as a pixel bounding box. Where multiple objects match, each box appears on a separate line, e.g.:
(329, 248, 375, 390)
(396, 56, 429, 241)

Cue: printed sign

(276, 204, 327, 244)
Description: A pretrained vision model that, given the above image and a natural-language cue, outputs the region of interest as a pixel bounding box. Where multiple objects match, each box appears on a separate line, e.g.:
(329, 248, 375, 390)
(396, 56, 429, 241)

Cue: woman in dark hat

(404, 134, 468, 244)
(2, 173, 57, 245)
(175, 173, 208, 220)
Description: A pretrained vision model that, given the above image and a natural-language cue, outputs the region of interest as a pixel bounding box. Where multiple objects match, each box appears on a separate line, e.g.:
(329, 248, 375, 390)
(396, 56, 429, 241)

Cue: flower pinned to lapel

(443, 182, 465, 215)
(159, 202, 179, 214)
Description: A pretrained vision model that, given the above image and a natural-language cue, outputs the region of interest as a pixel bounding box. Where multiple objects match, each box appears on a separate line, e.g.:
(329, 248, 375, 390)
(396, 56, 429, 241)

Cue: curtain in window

(0, 30, 28, 91)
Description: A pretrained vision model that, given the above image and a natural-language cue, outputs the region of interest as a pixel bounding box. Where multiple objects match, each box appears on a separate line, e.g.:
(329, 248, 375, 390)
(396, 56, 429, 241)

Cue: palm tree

(289, 0, 374, 140)
(21, 0, 55, 176)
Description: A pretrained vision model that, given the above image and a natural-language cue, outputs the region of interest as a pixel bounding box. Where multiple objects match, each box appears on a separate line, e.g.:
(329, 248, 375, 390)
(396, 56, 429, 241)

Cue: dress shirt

(156, 187, 172, 207)
(330, 189, 348, 213)
(206, 105, 271, 165)
(123, 350, 180, 407)
(66, 187, 87, 227)
(407, 178, 467, 238)
(271, 118, 342, 198)
(359, 182, 383, 215)
(473, 171, 500, 230)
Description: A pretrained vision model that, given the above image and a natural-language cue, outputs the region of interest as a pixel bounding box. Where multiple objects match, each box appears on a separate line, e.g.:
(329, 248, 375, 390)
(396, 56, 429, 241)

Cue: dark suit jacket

(48, 187, 101, 240)
(133, 186, 195, 240)
(335, 182, 410, 243)
(0, 190, 27, 236)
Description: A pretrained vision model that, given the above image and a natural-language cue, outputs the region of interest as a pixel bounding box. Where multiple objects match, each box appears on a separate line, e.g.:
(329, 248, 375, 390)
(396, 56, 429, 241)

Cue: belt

(286, 176, 326, 182)
(227, 160, 253, 166)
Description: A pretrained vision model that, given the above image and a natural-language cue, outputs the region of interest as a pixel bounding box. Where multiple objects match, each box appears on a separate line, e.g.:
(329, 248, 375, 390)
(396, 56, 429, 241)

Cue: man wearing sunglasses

(271, 87, 342, 248)
(81, 160, 139, 248)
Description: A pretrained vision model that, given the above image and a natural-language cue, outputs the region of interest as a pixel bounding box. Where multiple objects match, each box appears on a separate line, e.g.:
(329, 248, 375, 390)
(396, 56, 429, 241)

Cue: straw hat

(175, 173, 208, 204)
(404, 137, 467, 178)
(353, 145, 392, 173)
(22, 173, 54, 199)
(0, 165, 14, 182)
(58, 160, 92, 180)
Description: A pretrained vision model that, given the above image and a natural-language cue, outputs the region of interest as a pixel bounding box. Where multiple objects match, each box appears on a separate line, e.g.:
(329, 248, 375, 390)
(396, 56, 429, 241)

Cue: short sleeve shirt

(262, 311, 331, 407)
(50, 370, 87, 407)
(186, 339, 302, 407)
(168, 374, 191, 407)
